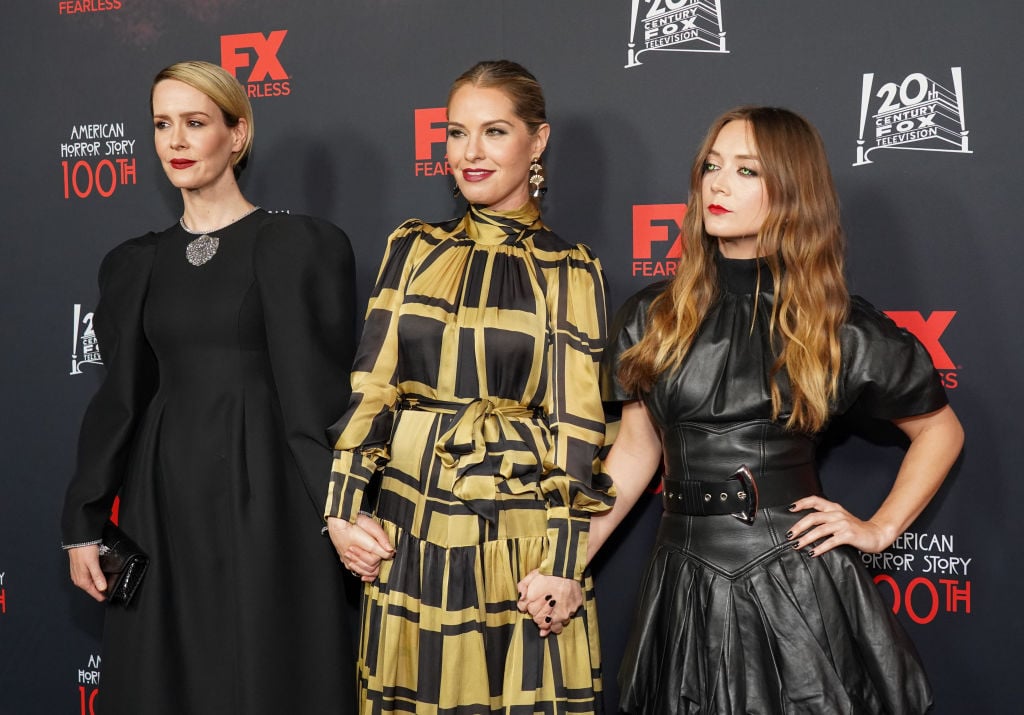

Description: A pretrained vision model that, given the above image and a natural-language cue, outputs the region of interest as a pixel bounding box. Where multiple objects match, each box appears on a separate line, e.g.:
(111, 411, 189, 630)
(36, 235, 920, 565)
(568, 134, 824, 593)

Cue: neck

(179, 175, 252, 233)
(716, 235, 760, 259)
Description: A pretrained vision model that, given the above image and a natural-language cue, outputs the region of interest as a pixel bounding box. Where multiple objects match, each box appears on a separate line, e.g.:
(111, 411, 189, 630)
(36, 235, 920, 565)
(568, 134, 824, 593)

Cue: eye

(154, 120, 169, 130)
(187, 119, 204, 128)
(485, 127, 507, 136)
(702, 161, 719, 173)
(739, 166, 759, 177)
(447, 127, 465, 138)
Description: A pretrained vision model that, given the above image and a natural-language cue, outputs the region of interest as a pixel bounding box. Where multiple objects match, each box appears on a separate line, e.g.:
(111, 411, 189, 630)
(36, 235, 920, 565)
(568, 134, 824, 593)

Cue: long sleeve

(61, 234, 159, 547)
(537, 242, 615, 580)
(255, 214, 356, 520)
(324, 222, 420, 522)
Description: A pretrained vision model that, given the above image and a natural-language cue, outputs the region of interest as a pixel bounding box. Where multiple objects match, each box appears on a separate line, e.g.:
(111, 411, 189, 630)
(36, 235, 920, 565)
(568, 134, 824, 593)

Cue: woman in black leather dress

(588, 107, 963, 714)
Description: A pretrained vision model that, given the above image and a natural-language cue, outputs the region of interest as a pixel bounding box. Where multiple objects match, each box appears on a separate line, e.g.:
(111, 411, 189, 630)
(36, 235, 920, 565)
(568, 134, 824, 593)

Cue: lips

(461, 168, 494, 182)
(170, 159, 196, 170)
(707, 204, 730, 215)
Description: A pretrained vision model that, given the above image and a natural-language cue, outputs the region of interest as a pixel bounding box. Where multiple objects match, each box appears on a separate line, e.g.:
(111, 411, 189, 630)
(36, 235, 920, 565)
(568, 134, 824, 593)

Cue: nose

(169, 124, 187, 150)
(465, 133, 483, 161)
(709, 169, 729, 194)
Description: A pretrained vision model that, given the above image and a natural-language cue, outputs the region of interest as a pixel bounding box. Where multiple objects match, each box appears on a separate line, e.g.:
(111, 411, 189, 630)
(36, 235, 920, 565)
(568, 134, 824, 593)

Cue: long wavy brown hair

(619, 106, 849, 432)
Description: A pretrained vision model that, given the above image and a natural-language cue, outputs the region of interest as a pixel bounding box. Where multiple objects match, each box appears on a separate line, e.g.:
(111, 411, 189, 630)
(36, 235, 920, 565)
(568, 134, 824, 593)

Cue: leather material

(604, 253, 943, 714)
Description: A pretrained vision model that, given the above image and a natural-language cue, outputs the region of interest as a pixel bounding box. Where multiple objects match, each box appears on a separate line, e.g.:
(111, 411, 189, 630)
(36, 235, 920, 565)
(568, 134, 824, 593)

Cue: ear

(531, 123, 551, 158)
(230, 117, 248, 154)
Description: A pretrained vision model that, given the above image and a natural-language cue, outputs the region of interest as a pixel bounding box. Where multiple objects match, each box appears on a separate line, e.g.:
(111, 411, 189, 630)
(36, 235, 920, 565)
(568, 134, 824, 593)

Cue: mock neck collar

(716, 249, 775, 295)
(463, 203, 543, 245)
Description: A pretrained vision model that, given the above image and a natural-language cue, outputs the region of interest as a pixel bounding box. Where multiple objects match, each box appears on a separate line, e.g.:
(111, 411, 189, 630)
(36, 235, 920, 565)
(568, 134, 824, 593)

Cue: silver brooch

(179, 205, 260, 267)
(185, 234, 220, 266)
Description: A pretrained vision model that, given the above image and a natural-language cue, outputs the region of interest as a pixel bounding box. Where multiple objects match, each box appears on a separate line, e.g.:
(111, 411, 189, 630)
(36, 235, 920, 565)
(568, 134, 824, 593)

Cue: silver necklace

(179, 205, 261, 266)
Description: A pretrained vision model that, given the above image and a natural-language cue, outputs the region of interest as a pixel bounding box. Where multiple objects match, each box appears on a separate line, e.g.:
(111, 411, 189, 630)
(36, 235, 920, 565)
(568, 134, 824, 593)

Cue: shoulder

(254, 211, 353, 267)
(390, 215, 462, 243)
(256, 211, 350, 248)
(529, 227, 603, 270)
(608, 281, 669, 340)
(842, 295, 908, 342)
(618, 281, 670, 318)
(98, 231, 160, 284)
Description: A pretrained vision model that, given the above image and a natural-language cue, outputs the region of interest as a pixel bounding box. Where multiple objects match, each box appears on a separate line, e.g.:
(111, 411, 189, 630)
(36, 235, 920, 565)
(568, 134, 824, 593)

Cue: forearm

(586, 468, 651, 562)
(586, 400, 662, 563)
(870, 405, 964, 546)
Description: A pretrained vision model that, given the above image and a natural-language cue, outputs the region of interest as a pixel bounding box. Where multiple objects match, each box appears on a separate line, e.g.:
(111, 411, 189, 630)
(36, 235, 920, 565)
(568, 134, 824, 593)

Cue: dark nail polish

(792, 542, 801, 550)
(787, 503, 796, 511)
(544, 594, 552, 600)
(808, 549, 816, 557)
(548, 599, 556, 607)
(518, 592, 523, 600)
(545, 616, 552, 623)
(785, 530, 793, 539)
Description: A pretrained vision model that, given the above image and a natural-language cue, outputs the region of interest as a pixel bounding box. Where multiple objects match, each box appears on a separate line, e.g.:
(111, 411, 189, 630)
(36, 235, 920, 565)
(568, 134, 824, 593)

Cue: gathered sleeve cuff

(537, 243, 616, 580)
(61, 234, 159, 547)
(324, 222, 421, 522)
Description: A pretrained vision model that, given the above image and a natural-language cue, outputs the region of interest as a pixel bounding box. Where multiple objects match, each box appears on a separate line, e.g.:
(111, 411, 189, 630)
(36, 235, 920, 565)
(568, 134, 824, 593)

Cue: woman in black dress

(587, 106, 963, 714)
(62, 60, 357, 714)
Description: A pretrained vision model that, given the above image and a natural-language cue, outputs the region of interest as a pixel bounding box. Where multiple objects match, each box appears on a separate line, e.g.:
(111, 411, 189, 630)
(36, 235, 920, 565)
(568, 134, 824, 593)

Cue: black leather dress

(601, 253, 947, 715)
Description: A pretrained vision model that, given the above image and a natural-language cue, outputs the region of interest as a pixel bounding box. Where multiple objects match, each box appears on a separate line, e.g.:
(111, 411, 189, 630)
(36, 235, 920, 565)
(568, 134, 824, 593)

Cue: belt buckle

(729, 465, 759, 525)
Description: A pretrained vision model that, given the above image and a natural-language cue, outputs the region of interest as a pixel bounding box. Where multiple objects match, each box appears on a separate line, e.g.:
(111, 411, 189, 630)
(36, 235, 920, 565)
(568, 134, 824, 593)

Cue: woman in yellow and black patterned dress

(324, 60, 614, 714)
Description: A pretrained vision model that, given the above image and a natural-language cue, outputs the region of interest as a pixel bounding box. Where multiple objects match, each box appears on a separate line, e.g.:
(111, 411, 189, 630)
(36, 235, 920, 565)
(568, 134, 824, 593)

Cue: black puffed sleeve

(600, 282, 667, 402)
(837, 296, 949, 420)
(61, 233, 159, 547)
(255, 213, 357, 518)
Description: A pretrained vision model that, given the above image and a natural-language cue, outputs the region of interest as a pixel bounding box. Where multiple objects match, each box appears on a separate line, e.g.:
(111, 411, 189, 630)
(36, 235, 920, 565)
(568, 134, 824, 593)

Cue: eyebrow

(707, 148, 760, 161)
(446, 118, 515, 128)
(152, 111, 213, 119)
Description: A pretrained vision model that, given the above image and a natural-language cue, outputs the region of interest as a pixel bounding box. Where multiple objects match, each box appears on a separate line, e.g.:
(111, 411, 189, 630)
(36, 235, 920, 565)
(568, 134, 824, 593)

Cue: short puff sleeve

(836, 296, 948, 420)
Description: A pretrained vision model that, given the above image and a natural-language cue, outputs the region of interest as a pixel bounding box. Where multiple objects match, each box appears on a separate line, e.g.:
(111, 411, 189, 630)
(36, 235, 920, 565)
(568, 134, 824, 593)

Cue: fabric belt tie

(662, 465, 821, 524)
(399, 397, 545, 524)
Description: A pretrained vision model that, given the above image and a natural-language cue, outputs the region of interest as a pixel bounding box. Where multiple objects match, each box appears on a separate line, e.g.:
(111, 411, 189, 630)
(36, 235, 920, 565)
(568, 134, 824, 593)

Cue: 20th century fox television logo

(854, 67, 970, 165)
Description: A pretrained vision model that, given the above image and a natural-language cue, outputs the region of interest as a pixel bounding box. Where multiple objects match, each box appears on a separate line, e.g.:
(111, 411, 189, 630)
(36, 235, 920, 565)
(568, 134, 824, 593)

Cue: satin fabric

(326, 204, 614, 713)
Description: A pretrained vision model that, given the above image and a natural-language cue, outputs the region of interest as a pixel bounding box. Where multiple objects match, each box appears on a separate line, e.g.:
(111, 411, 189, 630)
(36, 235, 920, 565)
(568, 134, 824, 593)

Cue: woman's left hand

(787, 496, 895, 557)
(515, 570, 583, 637)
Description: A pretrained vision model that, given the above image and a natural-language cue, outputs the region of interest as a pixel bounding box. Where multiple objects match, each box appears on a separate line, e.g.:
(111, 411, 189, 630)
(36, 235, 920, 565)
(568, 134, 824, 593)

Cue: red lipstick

(707, 204, 729, 215)
(462, 168, 494, 182)
(170, 159, 196, 170)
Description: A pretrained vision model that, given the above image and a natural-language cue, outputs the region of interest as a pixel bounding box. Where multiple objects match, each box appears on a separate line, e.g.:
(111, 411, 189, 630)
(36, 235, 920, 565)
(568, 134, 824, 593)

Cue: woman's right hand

(68, 545, 107, 602)
(326, 515, 395, 582)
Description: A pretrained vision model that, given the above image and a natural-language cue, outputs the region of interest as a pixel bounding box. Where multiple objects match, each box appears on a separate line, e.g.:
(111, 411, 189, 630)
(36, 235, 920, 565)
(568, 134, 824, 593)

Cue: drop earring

(529, 157, 546, 198)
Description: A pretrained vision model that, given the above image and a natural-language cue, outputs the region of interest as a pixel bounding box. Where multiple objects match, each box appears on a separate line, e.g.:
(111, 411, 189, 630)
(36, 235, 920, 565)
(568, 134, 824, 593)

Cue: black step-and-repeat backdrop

(2, 1, 1021, 713)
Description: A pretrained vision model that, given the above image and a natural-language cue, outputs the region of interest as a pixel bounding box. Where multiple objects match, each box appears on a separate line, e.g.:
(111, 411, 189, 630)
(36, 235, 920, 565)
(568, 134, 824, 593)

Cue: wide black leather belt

(662, 465, 821, 524)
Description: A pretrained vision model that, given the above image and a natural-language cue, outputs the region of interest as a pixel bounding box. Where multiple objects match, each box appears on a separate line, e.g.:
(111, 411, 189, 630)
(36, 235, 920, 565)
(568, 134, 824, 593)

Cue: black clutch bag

(98, 521, 149, 606)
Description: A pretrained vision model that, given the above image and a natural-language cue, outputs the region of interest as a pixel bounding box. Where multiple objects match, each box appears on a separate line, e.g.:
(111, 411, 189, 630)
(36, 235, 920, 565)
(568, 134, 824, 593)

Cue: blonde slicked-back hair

(151, 60, 255, 170)
(618, 106, 849, 432)
(447, 59, 547, 135)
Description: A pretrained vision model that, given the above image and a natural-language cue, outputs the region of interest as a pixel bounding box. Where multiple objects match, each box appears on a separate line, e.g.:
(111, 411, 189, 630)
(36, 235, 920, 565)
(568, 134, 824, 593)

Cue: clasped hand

(326, 514, 395, 582)
(787, 495, 896, 556)
(516, 569, 583, 637)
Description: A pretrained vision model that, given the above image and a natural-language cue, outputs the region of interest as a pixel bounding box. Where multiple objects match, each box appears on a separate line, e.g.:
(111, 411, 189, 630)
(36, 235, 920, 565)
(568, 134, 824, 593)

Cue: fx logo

(884, 310, 956, 370)
(633, 204, 686, 259)
(413, 107, 451, 176)
(415, 107, 447, 160)
(631, 203, 686, 276)
(221, 31, 288, 82)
